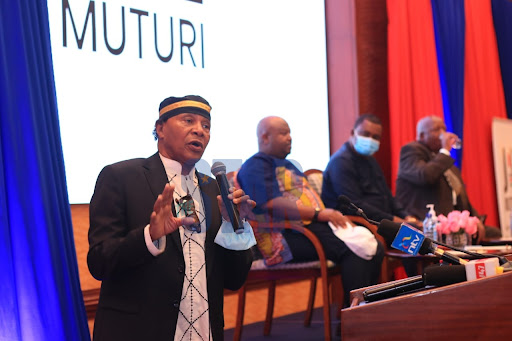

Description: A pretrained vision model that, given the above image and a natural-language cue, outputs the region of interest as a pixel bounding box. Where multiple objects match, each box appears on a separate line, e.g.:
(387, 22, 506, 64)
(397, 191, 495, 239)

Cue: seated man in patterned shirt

(237, 116, 384, 308)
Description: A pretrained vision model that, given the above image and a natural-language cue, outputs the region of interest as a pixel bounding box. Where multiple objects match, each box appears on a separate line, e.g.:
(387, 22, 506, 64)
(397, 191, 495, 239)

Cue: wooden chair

(304, 168, 324, 197)
(227, 170, 342, 341)
(233, 220, 342, 341)
(303, 168, 393, 283)
(343, 215, 389, 284)
(230, 169, 389, 340)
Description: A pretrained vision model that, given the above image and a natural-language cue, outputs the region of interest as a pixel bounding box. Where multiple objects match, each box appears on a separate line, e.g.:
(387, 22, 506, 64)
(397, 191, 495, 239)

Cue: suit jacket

(87, 153, 252, 341)
(322, 141, 408, 221)
(395, 141, 476, 219)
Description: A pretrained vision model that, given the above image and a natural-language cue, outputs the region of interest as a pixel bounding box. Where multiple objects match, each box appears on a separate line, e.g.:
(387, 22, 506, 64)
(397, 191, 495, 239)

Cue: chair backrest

(233, 168, 340, 341)
(226, 170, 240, 189)
(226, 170, 295, 267)
(304, 169, 323, 197)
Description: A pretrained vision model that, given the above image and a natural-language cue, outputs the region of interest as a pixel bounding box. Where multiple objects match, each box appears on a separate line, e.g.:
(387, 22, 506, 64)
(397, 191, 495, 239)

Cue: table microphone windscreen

(423, 265, 467, 287)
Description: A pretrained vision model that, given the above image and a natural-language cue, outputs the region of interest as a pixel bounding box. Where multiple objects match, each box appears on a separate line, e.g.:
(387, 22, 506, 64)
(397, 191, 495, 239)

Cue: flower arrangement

(436, 210, 479, 236)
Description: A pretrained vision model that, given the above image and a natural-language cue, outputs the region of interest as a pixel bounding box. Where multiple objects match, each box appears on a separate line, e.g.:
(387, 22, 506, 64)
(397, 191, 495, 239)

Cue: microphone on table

(338, 196, 512, 267)
(378, 220, 512, 267)
(377, 219, 469, 265)
(211, 162, 245, 234)
(364, 264, 465, 302)
(337, 196, 459, 263)
(363, 258, 504, 302)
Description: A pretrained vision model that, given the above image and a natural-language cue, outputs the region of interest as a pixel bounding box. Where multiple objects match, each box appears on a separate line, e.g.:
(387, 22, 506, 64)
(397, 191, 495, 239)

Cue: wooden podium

(341, 271, 512, 340)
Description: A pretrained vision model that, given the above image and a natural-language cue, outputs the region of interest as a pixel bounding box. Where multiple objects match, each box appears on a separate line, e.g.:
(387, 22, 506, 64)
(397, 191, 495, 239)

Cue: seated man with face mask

(322, 114, 418, 225)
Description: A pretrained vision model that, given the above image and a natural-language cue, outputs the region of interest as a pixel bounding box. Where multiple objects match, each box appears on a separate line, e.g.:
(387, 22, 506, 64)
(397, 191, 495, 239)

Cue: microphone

(337, 197, 473, 265)
(363, 264, 467, 302)
(337, 195, 380, 225)
(211, 162, 245, 234)
(378, 219, 512, 267)
(363, 258, 505, 302)
(336, 197, 511, 267)
(362, 275, 425, 302)
(377, 220, 469, 265)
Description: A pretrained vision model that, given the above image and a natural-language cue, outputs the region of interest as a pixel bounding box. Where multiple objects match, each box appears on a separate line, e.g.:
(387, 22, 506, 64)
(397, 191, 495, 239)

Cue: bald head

(257, 116, 292, 159)
(257, 116, 286, 141)
(416, 116, 441, 139)
(416, 115, 446, 152)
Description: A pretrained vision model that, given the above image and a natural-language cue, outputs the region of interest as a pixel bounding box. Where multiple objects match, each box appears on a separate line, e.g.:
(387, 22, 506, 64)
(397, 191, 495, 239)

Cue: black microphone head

(337, 195, 352, 207)
(336, 195, 353, 213)
(423, 265, 467, 287)
(211, 161, 226, 176)
(418, 238, 434, 255)
(377, 219, 401, 245)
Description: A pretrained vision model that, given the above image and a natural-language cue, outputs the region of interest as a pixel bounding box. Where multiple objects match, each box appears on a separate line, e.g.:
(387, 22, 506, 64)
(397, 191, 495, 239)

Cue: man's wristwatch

(312, 208, 321, 222)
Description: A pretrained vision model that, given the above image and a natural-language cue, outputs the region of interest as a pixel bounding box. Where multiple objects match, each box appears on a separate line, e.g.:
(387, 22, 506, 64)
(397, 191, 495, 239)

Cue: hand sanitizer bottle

(423, 204, 438, 242)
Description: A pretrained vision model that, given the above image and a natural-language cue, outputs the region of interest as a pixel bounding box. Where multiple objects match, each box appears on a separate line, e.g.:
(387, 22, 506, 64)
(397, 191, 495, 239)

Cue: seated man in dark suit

(237, 116, 384, 308)
(395, 115, 501, 242)
(322, 113, 419, 225)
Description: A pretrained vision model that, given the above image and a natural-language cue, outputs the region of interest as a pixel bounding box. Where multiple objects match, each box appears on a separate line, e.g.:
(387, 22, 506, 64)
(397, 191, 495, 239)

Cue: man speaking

(87, 95, 256, 341)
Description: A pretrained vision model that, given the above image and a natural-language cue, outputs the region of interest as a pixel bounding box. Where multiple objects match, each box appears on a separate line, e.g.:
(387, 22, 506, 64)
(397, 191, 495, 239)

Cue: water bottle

(423, 204, 438, 242)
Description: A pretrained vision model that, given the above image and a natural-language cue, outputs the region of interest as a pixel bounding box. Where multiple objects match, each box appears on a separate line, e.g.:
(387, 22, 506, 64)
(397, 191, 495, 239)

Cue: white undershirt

(142, 155, 257, 340)
(161, 155, 211, 341)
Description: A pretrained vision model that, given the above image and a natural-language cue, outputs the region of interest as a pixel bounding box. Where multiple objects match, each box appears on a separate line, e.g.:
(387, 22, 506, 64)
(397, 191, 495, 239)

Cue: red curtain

(462, 0, 507, 227)
(387, 0, 443, 193)
(388, 0, 507, 227)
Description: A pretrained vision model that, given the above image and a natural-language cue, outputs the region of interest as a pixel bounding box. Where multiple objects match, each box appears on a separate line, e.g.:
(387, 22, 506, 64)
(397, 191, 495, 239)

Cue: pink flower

(435, 210, 479, 235)
(459, 210, 470, 228)
(448, 219, 460, 233)
(436, 214, 450, 234)
(465, 216, 479, 235)
(447, 210, 461, 223)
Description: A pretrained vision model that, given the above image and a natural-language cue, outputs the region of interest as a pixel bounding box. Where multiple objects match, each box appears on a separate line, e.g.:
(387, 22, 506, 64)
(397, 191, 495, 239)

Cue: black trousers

(283, 222, 384, 307)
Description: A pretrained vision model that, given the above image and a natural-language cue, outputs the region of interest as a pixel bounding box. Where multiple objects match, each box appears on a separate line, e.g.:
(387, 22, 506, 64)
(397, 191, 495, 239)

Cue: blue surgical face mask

(353, 134, 380, 156)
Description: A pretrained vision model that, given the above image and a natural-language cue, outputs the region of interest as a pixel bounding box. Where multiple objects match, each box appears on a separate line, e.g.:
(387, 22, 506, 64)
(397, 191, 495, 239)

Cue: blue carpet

(224, 306, 341, 341)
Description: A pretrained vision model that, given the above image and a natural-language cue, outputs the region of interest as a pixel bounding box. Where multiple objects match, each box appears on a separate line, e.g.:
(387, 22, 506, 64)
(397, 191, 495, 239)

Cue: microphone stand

(337, 195, 380, 225)
(430, 239, 510, 266)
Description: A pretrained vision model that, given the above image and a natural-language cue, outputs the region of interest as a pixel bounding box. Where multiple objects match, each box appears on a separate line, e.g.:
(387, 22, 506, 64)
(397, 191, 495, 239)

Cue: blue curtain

(0, 1, 90, 340)
(431, 0, 465, 167)
(492, 0, 512, 118)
